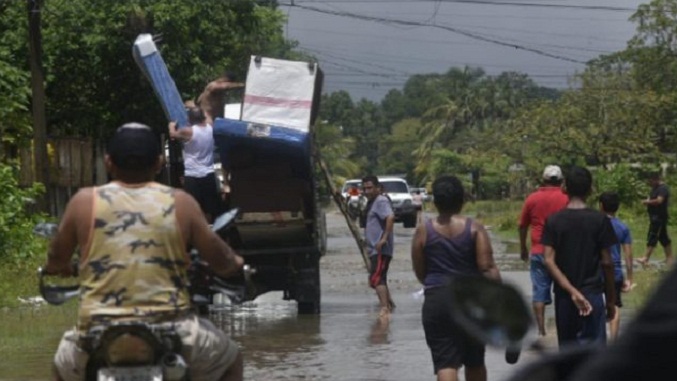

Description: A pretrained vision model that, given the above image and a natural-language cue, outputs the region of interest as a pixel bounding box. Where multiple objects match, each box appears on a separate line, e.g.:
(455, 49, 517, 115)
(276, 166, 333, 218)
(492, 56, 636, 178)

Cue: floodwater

(0, 210, 630, 380)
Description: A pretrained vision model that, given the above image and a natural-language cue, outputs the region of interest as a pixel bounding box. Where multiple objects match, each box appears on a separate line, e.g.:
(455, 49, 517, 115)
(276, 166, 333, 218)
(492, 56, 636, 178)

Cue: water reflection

(368, 315, 390, 345)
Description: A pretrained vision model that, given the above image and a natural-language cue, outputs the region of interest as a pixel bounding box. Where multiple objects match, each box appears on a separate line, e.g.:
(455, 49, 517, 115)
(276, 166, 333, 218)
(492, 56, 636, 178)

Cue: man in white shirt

(169, 107, 220, 223)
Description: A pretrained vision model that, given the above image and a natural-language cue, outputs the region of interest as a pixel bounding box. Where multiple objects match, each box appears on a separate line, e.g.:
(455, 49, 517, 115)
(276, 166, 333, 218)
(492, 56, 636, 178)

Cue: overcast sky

(281, 0, 646, 101)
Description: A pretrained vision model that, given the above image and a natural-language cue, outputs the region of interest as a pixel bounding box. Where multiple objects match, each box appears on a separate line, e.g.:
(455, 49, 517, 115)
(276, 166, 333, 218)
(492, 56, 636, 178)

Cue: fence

(19, 137, 104, 217)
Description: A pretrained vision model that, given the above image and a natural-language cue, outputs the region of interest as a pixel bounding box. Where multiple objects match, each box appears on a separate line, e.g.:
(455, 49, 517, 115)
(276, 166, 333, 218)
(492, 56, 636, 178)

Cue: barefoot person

(412, 175, 501, 381)
(362, 175, 395, 317)
(638, 172, 674, 267)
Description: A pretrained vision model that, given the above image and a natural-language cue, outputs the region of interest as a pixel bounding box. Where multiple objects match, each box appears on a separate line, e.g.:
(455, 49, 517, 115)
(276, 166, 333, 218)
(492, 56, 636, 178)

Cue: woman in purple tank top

(411, 175, 501, 381)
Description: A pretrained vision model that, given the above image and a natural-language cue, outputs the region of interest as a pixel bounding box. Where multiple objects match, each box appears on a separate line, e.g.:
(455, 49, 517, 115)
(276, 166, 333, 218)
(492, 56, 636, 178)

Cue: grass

(0, 304, 76, 379)
(0, 255, 46, 308)
(464, 199, 668, 311)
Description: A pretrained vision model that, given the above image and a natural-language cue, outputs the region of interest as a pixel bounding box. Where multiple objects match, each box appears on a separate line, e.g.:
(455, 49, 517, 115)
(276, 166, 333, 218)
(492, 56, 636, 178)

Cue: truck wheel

(296, 265, 321, 314)
(298, 300, 320, 314)
(403, 214, 417, 228)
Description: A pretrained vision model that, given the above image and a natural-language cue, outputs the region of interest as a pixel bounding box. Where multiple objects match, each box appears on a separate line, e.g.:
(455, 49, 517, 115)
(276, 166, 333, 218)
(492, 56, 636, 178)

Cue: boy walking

(599, 192, 634, 339)
(542, 166, 617, 347)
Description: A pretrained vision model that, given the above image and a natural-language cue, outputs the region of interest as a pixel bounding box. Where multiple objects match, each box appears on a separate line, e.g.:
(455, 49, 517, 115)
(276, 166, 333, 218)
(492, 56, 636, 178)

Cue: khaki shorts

(54, 314, 239, 381)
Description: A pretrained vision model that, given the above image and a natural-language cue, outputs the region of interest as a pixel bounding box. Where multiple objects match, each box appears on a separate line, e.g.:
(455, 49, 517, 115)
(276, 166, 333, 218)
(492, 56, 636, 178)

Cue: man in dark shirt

(638, 172, 673, 267)
(542, 166, 617, 348)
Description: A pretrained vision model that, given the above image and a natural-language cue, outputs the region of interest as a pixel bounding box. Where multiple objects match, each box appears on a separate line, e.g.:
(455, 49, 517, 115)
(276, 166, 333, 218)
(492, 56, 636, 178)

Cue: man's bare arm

(622, 243, 634, 288)
(518, 225, 529, 261)
(168, 121, 192, 142)
(382, 214, 394, 244)
(177, 192, 243, 278)
(45, 189, 92, 276)
(206, 80, 245, 92)
(643, 195, 665, 206)
(544, 245, 591, 316)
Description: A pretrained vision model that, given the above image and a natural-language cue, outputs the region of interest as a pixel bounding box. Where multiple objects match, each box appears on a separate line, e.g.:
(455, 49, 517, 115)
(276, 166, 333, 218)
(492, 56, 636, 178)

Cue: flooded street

(2, 208, 566, 381)
(210, 209, 547, 381)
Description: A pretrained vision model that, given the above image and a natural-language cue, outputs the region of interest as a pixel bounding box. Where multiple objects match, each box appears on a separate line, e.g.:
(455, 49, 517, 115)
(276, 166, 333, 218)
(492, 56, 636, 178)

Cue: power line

(281, 2, 589, 63)
(294, 0, 636, 12)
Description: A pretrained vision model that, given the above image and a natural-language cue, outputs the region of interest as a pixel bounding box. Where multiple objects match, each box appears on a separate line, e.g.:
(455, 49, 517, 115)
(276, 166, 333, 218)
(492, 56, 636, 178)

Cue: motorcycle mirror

(447, 276, 534, 350)
(211, 208, 240, 233)
(38, 267, 80, 305)
(33, 222, 58, 238)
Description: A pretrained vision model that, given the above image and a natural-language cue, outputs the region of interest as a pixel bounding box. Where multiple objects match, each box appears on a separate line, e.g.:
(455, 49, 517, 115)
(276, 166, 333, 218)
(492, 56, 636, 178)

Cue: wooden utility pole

(313, 148, 369, 271)
(27, 0, 50, 212)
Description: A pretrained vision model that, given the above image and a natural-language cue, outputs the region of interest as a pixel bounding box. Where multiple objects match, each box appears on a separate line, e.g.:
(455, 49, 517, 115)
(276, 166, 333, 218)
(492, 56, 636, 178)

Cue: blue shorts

(530, 254, 552, 304)
(554, 291, 607, 347)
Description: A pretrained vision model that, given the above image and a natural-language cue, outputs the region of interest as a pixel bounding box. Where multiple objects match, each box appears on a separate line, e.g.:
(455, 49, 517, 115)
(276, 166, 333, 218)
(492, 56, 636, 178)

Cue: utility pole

(27, 0, 50, 213)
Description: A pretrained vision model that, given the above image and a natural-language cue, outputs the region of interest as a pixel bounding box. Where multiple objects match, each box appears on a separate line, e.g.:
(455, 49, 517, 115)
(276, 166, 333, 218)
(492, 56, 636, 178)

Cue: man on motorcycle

(45, 123, 245, 381)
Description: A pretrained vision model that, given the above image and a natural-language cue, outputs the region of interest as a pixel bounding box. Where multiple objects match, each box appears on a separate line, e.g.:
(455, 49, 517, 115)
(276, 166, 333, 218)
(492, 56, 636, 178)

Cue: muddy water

(0, 210, 576, 380)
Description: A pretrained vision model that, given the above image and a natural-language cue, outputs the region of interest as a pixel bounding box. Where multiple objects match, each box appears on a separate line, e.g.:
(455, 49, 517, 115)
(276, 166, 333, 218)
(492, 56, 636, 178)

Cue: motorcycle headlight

(104, 333, 156, 365)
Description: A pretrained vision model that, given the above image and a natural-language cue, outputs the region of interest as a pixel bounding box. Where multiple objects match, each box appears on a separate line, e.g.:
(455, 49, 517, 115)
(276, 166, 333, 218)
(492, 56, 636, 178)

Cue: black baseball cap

(106, 123, 161, 170)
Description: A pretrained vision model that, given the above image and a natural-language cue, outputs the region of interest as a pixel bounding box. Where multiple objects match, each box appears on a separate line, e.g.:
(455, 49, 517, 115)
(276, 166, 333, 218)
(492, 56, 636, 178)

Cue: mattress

(132, 34, 188, 128)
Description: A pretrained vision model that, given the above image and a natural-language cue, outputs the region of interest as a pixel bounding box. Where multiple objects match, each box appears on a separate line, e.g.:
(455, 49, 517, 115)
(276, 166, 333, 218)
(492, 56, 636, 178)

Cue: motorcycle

(37, 209, 251, 381)
(346, 194, 366, 222)
(447, 268, 677, 381)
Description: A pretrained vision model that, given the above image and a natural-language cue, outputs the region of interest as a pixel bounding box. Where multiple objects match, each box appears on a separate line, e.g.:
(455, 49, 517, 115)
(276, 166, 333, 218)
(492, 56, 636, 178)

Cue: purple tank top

(423, 218, 480, 288)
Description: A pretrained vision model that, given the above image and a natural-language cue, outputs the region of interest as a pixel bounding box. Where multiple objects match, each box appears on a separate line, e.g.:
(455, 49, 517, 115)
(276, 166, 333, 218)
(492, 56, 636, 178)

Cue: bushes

(593, 164, 646, 207)
(0, 163, 48, 263)
(0, 163, 50, 306)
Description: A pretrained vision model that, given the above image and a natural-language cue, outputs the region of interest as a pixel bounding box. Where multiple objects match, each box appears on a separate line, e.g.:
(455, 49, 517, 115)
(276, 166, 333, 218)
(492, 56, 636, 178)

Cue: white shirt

(183, 123, 214, 178)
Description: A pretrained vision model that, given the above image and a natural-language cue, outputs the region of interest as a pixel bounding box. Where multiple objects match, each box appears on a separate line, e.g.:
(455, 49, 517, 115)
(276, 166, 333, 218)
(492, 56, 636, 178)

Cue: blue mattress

(213, 118, 310, 167)
(132, 34, 188, 128)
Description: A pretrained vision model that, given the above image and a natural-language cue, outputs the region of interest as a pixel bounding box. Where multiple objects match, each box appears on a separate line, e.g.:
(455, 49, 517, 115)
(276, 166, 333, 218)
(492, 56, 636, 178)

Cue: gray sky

(281, 0, 646, 101)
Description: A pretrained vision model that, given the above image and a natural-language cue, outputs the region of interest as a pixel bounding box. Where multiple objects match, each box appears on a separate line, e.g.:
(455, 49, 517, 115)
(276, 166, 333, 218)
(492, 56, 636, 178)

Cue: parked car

(410, 187, 432, 202)
(378, 177, 417, 228)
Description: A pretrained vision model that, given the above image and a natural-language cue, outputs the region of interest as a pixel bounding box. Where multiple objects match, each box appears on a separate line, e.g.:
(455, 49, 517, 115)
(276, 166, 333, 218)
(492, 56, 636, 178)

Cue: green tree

(501, 68, 665, 170)
(0, 50, 31, 159)
(0, 0, 293, 139)
(379, 118, 422, 183)
(315, 121, 362, 186)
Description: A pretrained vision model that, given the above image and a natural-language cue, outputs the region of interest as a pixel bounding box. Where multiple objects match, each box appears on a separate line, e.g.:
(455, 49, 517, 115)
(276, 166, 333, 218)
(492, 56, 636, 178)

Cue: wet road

(0, 208, 560, 381)
(208, 209, 553, 381)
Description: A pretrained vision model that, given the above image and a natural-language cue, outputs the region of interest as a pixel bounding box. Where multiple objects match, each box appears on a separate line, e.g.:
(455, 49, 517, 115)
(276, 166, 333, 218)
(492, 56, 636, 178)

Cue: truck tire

(296, 265, 321, 315)
(298, 299, 320, 314)
(403, 214, 417, 228)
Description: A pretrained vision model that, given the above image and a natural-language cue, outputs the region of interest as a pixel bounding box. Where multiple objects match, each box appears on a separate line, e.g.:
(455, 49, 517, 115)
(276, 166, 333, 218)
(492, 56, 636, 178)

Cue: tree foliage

(0, 163, 46, 262)
(0, 0, 293, 139)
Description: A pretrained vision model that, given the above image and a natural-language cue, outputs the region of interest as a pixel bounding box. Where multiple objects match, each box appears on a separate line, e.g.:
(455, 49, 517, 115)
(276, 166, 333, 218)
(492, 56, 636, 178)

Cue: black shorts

(183, 173, 221, 217)
(368, 254, 391, 288)
(614, 280, 624, 308)
(422, 286, 485, 374)
(647, 217, 671, 247)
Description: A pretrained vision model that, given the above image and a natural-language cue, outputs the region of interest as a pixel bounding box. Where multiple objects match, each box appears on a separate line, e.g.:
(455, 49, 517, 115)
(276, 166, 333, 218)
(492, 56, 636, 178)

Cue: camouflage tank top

(78, 182, 191, 332)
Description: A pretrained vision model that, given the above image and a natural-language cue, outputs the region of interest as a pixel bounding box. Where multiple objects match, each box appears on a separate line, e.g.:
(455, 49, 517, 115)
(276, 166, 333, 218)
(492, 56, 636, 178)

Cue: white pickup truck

(378, 177, 417, 228)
